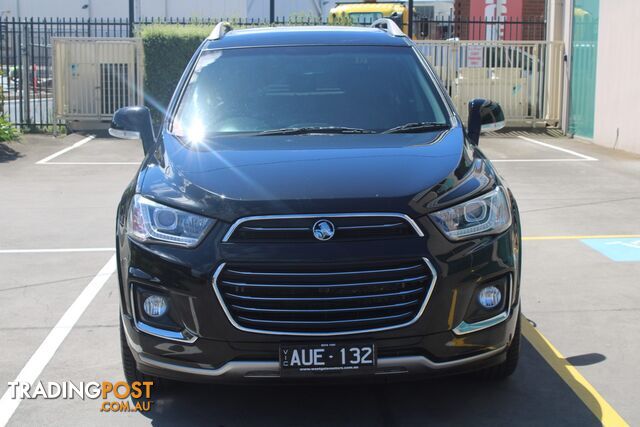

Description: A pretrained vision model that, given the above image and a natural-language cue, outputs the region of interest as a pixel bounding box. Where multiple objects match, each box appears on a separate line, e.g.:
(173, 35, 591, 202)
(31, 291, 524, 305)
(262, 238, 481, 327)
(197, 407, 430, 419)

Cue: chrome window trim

(135, 344, 507, 379)
(452, 275, 513, 336)
(129, 286, 198, 344)
(211, 257, 438, 337)
(222, 212, 424, 242)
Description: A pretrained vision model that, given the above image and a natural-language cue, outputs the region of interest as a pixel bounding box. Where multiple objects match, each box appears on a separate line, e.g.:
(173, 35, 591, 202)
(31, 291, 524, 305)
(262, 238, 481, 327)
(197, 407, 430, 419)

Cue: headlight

(429, 186, 511, 240)
(128, 195, 215, 247)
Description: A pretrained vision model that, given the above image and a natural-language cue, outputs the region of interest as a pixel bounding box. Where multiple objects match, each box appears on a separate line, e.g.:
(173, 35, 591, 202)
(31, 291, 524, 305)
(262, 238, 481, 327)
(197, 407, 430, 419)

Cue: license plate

(279, 342, 376, 376)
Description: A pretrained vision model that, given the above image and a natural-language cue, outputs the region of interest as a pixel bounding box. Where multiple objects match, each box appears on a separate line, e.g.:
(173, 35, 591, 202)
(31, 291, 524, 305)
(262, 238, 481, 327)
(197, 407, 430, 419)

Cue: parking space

(35, 136, 142, 166)
(0, 252, 113, 388)
(0, 133, 638, 426)
(481, 135, 597, 162)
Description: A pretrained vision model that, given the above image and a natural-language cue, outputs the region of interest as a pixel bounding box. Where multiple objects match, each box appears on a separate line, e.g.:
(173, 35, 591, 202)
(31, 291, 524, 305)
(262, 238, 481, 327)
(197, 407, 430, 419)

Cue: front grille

(213, 259, 436, 335)
(223, 214, 422, 242)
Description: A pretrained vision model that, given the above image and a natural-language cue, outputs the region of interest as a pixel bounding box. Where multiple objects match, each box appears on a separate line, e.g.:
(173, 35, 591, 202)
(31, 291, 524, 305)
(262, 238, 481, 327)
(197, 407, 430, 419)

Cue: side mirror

(109, 106, 155, 154)
(467, 99, 506, 146)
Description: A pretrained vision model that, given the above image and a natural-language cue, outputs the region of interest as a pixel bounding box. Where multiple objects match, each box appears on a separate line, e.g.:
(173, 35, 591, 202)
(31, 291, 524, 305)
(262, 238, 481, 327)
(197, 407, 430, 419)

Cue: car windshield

(171, 45, 449, 140)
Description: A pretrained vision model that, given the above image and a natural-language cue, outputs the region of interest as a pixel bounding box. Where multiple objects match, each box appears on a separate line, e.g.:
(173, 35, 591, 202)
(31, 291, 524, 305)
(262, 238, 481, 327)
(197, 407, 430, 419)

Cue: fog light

(143, 295, 168, 318)
(478, 286, 502, 309)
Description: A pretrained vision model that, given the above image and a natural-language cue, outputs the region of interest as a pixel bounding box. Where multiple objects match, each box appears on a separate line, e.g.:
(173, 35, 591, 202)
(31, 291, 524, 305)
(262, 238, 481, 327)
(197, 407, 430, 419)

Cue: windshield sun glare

(171, 45, 449, 139)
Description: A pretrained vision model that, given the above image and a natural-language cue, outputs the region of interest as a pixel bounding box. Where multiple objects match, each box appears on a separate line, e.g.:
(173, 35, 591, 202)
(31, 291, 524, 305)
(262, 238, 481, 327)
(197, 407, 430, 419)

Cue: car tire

(474, 316, 521, 380)
(120, 317, 162, 388)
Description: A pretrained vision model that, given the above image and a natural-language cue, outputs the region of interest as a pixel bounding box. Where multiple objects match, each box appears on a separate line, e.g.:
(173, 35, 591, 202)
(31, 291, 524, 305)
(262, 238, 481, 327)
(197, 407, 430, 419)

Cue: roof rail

(207, 21, 233, 41)
(371, 18, 405, 37)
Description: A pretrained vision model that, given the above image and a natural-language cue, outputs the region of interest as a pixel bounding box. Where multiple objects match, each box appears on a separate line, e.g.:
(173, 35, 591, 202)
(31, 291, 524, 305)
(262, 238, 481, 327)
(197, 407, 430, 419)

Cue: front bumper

(117, 207, 521, 382)
(121, 303, 519, 383)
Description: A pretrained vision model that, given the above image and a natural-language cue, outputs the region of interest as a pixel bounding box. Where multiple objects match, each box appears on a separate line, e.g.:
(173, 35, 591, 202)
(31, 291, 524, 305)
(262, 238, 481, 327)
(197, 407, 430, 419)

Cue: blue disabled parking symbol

(581, 238, 640, 262)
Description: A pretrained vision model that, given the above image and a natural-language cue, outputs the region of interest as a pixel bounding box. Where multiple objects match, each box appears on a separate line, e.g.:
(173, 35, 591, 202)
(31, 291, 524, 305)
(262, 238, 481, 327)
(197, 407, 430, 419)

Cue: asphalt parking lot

(0, 132, 638, 426)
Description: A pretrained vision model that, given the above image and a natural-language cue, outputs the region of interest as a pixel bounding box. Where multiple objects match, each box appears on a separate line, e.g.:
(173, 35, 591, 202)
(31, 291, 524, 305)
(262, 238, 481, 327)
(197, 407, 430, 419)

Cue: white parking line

(517, 136, 599, 161)
(0, 255, 116, 427)
(0, 248, 115, 254)
(42, 162, 139, 166)
(34, 135, 595, 166)
(35, 135, 96, 165)
(492, 158, 595, 163)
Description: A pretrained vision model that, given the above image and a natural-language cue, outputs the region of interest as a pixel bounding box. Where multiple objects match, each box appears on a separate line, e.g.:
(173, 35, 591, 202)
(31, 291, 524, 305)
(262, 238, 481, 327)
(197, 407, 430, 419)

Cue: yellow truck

(329, 2, 409, 33)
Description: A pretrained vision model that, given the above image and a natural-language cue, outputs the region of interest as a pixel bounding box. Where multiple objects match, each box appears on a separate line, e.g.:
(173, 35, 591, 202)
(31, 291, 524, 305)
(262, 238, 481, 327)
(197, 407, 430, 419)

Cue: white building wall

(0, 0, 129, 18)
(248, 0, 323, 20)
(0, 0, 454, 21)
(145, 0, 248, 20)
(592, 1, 640, 154)
(0, 0, 326, 20)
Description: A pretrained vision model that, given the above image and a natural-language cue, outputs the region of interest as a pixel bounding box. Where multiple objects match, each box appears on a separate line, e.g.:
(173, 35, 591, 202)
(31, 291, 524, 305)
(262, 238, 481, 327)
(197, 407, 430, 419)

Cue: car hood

(139, 128, 469, 222)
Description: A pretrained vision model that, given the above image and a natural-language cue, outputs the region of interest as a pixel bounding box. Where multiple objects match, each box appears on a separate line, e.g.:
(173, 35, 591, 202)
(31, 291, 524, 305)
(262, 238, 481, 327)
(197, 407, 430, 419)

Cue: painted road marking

(522, 317, 629, 426)
(517, 136, 599, 161)
(40, 162, 139, 165)
(0, 255, 116, 427)
(524, 234, 640, 241)
(581, 238, 640, 262)
(492, 158, 595, 163)
(0, 246, 629, 424)
(0, 248, 115, 254)
(35, 135, 95, 165)
(35, 136, 594, 166)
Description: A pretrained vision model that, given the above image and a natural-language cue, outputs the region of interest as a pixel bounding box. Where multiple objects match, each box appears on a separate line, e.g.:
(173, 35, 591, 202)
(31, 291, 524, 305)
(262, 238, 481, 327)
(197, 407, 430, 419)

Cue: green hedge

(0, 114, 19, 141)
(139, 22, 350, 126)
(139, 24, 212, 125)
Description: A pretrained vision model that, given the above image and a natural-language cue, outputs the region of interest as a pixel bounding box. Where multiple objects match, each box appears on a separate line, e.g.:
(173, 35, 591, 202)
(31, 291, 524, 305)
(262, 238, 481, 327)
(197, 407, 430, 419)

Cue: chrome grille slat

(224, 287, 424, 302)
(220, 274, 428, 289)
(223, 213, 423, 242)
(336, 222, 404, 230)
(230, 299, 421, 313)
(213, 258, 437, 335)
(225, 264, 424, 277)
(238, 311, 415, 326)
(241, 226, 310, 231)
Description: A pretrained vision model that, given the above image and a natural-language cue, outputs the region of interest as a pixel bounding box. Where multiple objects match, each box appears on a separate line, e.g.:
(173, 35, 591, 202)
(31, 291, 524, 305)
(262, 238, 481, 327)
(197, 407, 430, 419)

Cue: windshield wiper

(256, 126, 376, 136)
(382, 122, 450, 134)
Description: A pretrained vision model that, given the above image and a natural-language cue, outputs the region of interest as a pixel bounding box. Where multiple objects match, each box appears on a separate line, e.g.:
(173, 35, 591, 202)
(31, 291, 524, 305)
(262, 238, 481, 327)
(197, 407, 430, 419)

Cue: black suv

(110, 20, 521, 384)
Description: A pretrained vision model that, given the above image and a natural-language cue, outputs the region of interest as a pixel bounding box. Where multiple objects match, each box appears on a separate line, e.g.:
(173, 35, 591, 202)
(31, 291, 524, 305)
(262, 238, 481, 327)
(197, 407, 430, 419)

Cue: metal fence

(1, 17, 552, 130)
(0, 17, 373, 128)
(416, 40, 564, 126)
(414, 17, 546, 41)
(0, 18, 133, 128)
